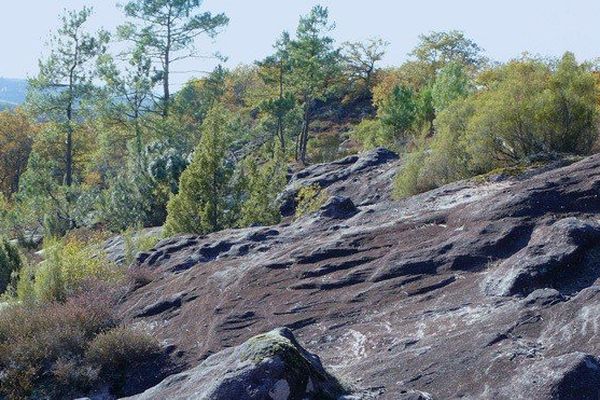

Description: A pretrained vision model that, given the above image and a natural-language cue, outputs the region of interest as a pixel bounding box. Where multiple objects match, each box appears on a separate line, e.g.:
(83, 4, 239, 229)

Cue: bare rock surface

(117, 149, 600, 399)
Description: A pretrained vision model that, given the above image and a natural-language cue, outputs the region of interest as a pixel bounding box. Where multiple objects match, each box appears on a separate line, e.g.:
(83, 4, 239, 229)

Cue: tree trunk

(163, 56, 170, 118)
(65, 107, 73, 187)
(277, 63, 285, 152)
(299, 99, 311, 165)
(134, 107, 143, 168)
(163, 17, 172, 118)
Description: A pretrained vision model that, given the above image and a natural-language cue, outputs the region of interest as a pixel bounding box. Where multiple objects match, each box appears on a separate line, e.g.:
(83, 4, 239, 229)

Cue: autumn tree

(342, 38, 388, 98)
(0, 110, 36, 197)
(411, 30, 487, 78)
(27, 7, 109, 187)
(119, 0, 229, 117)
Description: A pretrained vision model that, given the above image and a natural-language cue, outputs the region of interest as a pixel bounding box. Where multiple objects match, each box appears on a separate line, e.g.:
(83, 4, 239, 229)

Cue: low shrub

(28, 237, 123, 303)
(85, 325, 160, 392)
(294, 184, 329, 219)
(0, 282, 160, 398)
(0, 286, 116, 399)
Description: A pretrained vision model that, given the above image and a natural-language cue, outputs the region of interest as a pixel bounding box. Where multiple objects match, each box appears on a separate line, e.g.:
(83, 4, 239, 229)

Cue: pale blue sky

(1, 1, 600, 88)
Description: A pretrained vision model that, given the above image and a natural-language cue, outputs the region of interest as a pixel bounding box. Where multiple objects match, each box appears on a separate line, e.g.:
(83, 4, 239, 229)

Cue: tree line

(1, 1, 599, 241)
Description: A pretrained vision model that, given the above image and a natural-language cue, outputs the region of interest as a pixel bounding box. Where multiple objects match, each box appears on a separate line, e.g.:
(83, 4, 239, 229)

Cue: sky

(1, 0, 600, 88)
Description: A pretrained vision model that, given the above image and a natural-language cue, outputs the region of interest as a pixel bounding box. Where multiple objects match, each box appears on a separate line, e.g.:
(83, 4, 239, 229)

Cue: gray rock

(503, 352, 600, 400)
(103, 227, 163, 266)
(523, 288, 565, 307)
(279, 148, 399, 216)
(485, 218, 600, 297)
(124, 328, 349, 400)
(319, 196, 358, 219)
(118, 153, 600, 399)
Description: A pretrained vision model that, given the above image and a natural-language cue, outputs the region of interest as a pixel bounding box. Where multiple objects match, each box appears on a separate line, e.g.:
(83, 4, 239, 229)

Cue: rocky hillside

(117, 148, 600, 399)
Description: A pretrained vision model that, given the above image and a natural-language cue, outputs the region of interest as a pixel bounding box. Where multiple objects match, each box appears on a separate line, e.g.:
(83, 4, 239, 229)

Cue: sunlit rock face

(118, 149, 600, 399)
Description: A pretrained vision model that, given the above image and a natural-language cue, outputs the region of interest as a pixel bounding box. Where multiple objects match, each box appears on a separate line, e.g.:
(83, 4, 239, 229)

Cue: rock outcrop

(125, 328, 350, 400)
(117, 149, 600, 399)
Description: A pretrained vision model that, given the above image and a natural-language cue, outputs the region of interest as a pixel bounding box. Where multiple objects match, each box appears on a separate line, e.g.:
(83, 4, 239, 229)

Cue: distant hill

(0, 78, 27, 109)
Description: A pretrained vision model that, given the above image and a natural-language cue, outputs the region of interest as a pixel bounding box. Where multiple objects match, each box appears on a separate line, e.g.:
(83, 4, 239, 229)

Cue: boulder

(319, 196, 358, 219)
(125, 328, 350, 400)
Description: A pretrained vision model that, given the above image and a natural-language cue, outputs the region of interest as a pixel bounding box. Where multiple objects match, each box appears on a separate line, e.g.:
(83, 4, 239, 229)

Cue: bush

(350, 118, 385, 150)
(0, 239, 23, 295)
(25, 237, 122, 303)
(85, 325, 160, 391)
(394, 53, 599, 198)
(393, 147, 431, 198)
(294, 184, 329, 219)
(239, 152, 287, 227)
(0, 279, 161, 398)
(0, 286, 117, 399)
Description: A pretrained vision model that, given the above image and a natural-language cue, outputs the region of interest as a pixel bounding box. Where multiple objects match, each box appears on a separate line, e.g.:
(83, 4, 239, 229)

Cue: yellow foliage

(294, 184, 329, 219)
(0, 109, 37, 197)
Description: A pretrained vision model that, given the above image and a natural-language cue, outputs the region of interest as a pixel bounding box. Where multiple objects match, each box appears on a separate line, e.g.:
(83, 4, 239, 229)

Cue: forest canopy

(0, 4, 599, 242)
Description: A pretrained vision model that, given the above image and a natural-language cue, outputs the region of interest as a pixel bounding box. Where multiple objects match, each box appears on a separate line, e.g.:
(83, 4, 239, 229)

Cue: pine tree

(28, 7, 109, 187)
(164, 105, 235, 235)
(239, 148, 287, 227)
(287, 6, 340, 163)
(119, 0, 229, 117)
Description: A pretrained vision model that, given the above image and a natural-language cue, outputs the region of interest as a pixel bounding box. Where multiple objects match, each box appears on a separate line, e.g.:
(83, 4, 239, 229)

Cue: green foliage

(119, 0, 229, 116)
(173, 66, 228, 126)
(393, 145, 434, 198)
(379, 85, 417, 143)
(240, 151, 287, 227)
(27, 7, 109, 187)
(0, 239, 23, 295)
(286, 5, 341, 162)
(164, 105, 237, 235)
(145, 140, 190, 194)
(410, 30, 487, 76)
(395, 53, 599, 198)
(27, 237, 122, 303)
(350, 118, 386, 150)
(541, 52, 598, 153)
(100, 172, 154, 232)
(342, 38, 388, 99)
(16, 152, 72, 236)
(431, 61, 472, 112)
(97, 40, 154, 166)
(294, 184, 329, 219)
